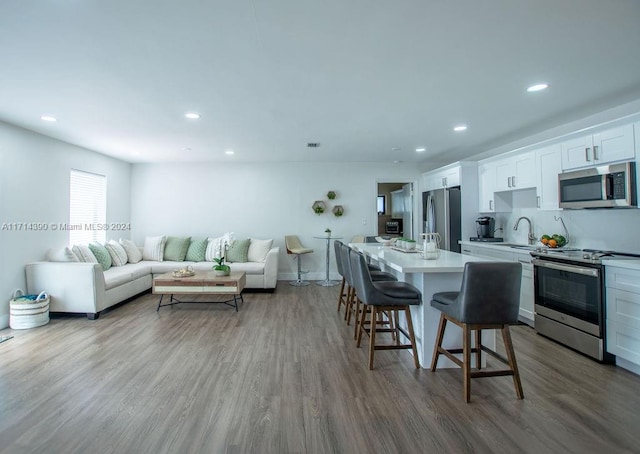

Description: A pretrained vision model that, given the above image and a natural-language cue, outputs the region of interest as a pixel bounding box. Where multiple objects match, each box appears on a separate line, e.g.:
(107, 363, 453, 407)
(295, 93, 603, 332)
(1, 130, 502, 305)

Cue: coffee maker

(475, 216, 495, 239)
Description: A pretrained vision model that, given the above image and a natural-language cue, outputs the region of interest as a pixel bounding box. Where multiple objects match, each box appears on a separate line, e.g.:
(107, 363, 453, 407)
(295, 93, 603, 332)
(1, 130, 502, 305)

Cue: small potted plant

(327, 191, 336, 200)
(332, 205, 344, 217)
(325, 228, 332, 237)
(212, 257, 231, 276)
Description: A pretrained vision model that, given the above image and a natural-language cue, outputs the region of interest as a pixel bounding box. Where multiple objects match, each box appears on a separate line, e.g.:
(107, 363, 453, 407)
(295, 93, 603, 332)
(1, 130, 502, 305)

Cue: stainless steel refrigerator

(423, 187, 461, 253)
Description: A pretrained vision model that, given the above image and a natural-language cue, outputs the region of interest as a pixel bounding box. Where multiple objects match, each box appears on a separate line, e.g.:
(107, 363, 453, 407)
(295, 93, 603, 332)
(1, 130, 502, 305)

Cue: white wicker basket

(9, 289, 50, 330)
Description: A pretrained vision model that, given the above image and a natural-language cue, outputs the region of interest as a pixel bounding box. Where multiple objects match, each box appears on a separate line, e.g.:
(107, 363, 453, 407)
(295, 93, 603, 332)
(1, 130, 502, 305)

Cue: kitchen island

(350, 243, 497, 368)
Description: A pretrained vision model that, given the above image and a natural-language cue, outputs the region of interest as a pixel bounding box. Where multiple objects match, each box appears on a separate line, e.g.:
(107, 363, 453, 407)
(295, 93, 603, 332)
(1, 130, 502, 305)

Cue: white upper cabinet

(493, 151, 536, 192)
(422, 164, 461, 191)
(561, 124, 635, 171)
(535, 144, 562, 210)
(478, 162, 496, 212)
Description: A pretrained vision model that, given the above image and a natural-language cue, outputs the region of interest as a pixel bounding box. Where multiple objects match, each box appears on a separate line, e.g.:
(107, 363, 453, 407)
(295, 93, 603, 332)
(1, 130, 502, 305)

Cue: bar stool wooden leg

(475, 329, 482, 370)
(353, 296, 361, 339)
(430, 313, 447, 371)
(463, 323, 472, 403)
(404, 306, 420, 369)
(502, 326, 524, 399)
(345, 287, 354, 324)
(368, 306, 378, 370)
(337, 277, 346, 312)
(356, 302, 368, 347)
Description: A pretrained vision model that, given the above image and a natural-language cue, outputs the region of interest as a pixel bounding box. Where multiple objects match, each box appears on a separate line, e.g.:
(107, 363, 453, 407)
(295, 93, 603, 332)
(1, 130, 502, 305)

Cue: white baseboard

(616, 357, 640, 376)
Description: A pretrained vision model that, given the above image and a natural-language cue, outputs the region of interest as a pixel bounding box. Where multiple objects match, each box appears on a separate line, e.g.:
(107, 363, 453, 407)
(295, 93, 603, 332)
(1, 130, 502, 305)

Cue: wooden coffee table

(153, 271, 246, 312)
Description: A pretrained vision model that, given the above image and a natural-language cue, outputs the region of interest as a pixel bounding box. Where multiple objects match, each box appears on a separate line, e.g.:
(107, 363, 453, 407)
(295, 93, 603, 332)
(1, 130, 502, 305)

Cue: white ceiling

(1, 0, 640, 165)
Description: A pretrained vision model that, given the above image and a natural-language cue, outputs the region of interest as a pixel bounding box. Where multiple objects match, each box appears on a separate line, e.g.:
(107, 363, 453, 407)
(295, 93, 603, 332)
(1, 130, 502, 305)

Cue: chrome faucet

(513, 216, 536, 245)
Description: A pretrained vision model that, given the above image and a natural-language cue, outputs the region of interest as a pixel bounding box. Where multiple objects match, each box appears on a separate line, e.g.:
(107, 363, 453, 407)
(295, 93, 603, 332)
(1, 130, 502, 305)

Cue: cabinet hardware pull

(512, 175, 516, 187)
(585, 147, 591, 161)
(489, 200, 493, 210)
(593, 145, 598, 161)
(537, 196, 540, 208)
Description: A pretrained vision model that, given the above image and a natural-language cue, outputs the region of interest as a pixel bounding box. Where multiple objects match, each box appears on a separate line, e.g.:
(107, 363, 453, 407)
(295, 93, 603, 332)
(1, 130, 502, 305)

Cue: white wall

(130, 162, 422, 280)
(490, 188, 640, 253)
(0, 122, 131, 328)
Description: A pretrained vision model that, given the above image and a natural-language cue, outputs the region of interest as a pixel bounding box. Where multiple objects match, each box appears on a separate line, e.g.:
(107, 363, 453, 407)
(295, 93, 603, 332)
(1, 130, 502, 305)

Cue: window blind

(69, 169, 106, 245)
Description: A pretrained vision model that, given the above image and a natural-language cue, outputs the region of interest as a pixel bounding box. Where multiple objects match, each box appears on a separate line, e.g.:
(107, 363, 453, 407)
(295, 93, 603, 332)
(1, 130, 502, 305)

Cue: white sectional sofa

(25, 247, 279, 319)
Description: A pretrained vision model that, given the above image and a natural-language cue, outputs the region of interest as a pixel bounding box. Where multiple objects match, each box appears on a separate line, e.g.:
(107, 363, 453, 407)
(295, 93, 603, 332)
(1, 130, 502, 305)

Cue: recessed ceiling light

(415, 147, 426, 153)
(453, 125, 467, 132)
(182, 147, 192, 152)
(526, 83, 549, 92)
(41, 115, 56, 122)
(225, 150, 234, 155)
(185, 112, 200, 119)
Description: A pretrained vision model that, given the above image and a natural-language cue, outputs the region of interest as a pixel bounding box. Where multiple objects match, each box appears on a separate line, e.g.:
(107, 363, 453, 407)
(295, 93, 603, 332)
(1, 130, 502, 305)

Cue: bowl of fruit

(540, 234, 567, 248)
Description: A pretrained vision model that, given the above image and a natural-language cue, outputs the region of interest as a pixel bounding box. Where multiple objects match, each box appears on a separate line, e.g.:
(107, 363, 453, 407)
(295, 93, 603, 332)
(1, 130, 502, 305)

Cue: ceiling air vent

(307, 142, 321, 148)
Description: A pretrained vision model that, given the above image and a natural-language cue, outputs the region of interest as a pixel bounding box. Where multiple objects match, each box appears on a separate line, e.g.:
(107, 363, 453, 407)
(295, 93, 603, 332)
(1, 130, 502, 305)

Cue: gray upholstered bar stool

(334, 240, 349, 313)
(350, 249, 421, 370)
(350, 235, 381, 272)
(338, 242, 396, 339)
(335, 240, 383, 316)
(430, 261, 524, 402)
(285, 235, 314, 287)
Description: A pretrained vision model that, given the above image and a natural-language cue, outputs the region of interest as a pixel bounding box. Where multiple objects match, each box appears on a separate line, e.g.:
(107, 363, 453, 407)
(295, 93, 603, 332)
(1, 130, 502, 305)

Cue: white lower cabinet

(460, 244, 534, 326)
(517, 256, 534, 324)
(605, 265, 640, 370)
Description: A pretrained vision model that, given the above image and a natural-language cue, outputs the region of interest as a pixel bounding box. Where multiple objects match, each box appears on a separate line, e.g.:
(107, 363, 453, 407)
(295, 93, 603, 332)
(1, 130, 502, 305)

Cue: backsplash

(489, 189, 640, 253)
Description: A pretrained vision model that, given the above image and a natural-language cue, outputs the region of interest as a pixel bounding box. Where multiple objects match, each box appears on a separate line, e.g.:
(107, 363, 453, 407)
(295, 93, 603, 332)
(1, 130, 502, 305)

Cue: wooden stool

(430, 261, 524, 402)
(349, 249, 420, 370)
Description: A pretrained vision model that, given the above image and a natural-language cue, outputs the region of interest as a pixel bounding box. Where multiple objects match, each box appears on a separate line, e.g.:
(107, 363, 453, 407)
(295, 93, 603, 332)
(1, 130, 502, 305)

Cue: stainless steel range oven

(533, 248, 640, 361)
(531, 248, 626, 362)
(532, 254, 607, 361)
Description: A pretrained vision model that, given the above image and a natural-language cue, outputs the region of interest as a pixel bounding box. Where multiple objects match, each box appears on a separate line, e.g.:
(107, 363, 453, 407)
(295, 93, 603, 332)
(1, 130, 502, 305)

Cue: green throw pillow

(89, 242, 112, 271)
(226, 238, 250, 263)
(185, 238, 208, 262)
(163, 236, 191, 261)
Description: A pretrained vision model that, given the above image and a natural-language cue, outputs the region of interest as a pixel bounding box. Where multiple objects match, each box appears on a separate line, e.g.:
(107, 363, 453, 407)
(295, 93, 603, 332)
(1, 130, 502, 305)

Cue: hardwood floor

(1, 283, 639, 454)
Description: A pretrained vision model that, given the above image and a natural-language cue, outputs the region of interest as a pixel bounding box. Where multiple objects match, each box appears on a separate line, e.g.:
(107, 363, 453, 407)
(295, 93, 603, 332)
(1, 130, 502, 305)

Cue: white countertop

(602, 259, 640, 271)
(459, 240, 538, 258)
(350, 243, 493, 273)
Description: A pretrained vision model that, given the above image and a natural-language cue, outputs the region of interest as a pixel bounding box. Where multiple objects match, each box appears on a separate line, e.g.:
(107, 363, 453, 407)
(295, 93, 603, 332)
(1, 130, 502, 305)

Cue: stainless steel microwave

(558, 161, 636, 209)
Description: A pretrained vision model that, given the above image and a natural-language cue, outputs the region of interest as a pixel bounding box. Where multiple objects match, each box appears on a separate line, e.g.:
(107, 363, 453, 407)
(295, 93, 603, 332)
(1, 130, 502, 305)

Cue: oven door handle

(532, 259, 599, 277)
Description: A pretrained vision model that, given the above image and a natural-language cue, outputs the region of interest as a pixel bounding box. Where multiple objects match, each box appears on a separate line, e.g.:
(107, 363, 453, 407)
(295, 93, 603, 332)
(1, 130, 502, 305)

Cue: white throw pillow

(142, 235, 166, 261)
(46, 247, 79, 262)
(119, 238, 142, 263)
(205, 236, 225, 261)
(105, 240, 128, 266)
(248, 238, 273, 262)
(72, 244, 98, 263)
(205, 232, 235, 261)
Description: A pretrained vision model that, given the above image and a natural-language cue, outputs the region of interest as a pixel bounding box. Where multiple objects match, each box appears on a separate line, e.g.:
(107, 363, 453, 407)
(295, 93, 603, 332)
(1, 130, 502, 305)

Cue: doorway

(377, 182, 414, 239)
